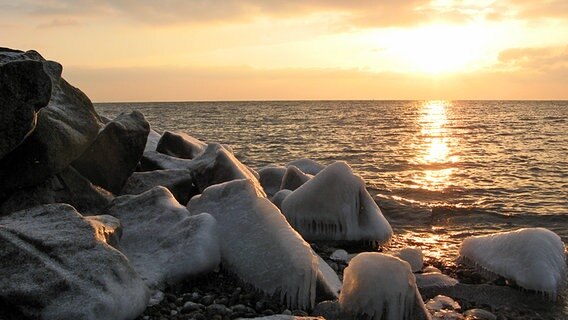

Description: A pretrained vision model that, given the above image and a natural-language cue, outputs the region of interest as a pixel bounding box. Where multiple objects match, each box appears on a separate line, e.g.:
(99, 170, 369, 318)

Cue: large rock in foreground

(0, 49, 101, 191)
(0, 204, 149, 320)
(107, 187, 221, 289)
(73, 111, 149, 194)
(0, 59, 52, 159)
(188, 179, 318, 309)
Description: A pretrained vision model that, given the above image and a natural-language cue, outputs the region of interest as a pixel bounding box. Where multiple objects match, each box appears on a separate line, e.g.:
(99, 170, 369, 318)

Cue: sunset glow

(1, 1, 567, 101)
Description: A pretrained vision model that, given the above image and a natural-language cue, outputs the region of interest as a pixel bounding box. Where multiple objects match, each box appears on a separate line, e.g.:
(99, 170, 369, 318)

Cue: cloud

(497, 45, 568, 74)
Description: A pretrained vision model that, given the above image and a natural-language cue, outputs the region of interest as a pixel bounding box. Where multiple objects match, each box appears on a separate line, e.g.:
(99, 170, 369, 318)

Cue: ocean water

(96, 100, 567, 267)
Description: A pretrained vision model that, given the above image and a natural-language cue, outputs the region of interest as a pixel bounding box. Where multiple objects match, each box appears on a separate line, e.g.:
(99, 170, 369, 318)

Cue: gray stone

(0, 166, 113, 216)
(0, 60, 51, 159)
(258, 166, 287, 197)
(156, 131, 206, 159)
(120, 169, 197, 205)
(280, 165, 311, 191)
(0, 204, 149, 320)
(0, 49, 102, 191)
(73, 111, 149, 194)
(106, 187, 220, 289)
(140, 151, 194, 171)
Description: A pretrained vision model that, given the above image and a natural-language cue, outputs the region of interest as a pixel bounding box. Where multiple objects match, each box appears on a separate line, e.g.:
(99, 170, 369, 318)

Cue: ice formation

(415, 273, 458, 290)
(187, 179, 319, 309)
(458, 228, 567, 297)
(281, 161, 392, 242)
(287, 158, 326, 175)
(258, 165, 287, 197)
(107, 186, 221, 289)
(316, 255, 342, 300)
(339, 252, 430, 320)
(280, 165, 311, 191)
(390, 247, 423, 272)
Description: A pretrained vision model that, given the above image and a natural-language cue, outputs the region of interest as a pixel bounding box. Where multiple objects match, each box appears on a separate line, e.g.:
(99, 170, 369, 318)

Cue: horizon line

(93, 99, 568, 104)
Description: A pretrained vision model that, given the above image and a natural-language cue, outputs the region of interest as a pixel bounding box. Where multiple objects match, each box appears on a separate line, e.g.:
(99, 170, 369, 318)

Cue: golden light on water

(414, 101, 458, 191)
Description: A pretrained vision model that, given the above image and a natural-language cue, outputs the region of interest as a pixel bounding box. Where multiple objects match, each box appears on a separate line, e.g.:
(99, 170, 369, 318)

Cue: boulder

(140, 151, 194, 171)
(258, 165, 287, 197)
(72, 111, 149, 194)
(0, 204, 149, 320)
(390, 247, 424, 273)
(84, 215, 122, 248)
(188, 179, 318, 309)
(107, 187, 220, 289)
(156, 131, 206, 159)
(315, 256, 341, 301)
(145, 128, 162, 152)
(286, 158, 325, 175)
(281, 161, 392, 242)
(280, 165, 311, 191)
(189, 143, 263, 194)
(120, 169, 197, 205)
(0, 49, 102, 191)
(0, 166, 113, 216)
(271, 189, 292, 210)
(0, 59, 52, 159)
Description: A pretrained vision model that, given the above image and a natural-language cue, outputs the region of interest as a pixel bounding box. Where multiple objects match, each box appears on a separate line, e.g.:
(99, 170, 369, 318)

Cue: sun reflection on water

(414, 101, 458, 191)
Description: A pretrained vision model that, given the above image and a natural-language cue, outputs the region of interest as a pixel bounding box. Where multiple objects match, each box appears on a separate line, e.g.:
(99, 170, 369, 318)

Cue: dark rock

(280, 165, 311, 191)
(464, 308, 497, 320)
(0, 60, 51, 159)
(202, 294, 216, 306)
(0, 49, 102, 191)
(140, 151, 194, 171)
(0, 204, 149, 319)
(73, 111, 149, 194)
(156, 131, 206, 159)
(0, 166, 113, 216)
(286, 158, 325, 175)
(181, 301, 205, 314)
(120, 169, 197, 205)
(206, 304, 231, 316)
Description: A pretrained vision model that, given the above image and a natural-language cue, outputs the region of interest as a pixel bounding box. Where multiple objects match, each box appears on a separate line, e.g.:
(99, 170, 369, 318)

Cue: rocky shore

(1, 48, 566, 320)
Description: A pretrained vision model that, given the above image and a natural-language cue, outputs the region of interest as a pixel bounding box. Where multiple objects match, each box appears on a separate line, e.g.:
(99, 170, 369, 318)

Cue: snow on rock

(280, 165, 311, 191)
(339, 252, 431, 320)
(0, 58, 51, 160)
(84, 214, 122, 248)
(258, 165, 287, 197)
(458, 228, 567, 297)
(281, 161, 392, 242)
(120, 169, 197, 205)
(189, 143, 263, 194)
(0, 204, 149, 320)
(316, 255, 342, 301)
(72, 111, 150, 194)
(287, 158, 326, 175)
(0, 49, 102, 191)
(416, 273, 459, 290)
(390, 247, 424, 272)
(187, 179, 318, 309)
(271, 189, 292, 210)
(106, 186, 220, 289)
(156, 131, 206, 159)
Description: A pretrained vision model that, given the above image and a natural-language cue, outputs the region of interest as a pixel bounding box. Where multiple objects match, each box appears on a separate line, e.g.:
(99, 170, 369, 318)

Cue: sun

(389, 24, 489, 74)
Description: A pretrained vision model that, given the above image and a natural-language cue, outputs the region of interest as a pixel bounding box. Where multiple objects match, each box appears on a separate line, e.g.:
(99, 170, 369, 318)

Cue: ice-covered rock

(140, 150, 194, 171)
(0, 204, 149, 319)
(0, 166, 113, 216)
(189, 143, 263, 194)
(423, 266, 442, 274)
(0, 49, 101, 191)
(106, 187, 220, 289)
(156, 131, 206, 159)
(120, 169, 197, 205)
(425, 295, 461, 312)
(280, 165, 311, 191)
(271, 189, 292, 210)
(463, 309, 496, 320)
(72, 111, 150, 194)
(259, 165, 287, 197)
(339, 252, 431, 320)
(330, 249, 349, 262)
(187, 179, 318, 309)
(281, 161, 392, 242)
(416, 273, 459, 290)
(390, 247, 423, 272)
(145, 128, 161, 152)
(287, 158, 326, 175)
(458, 228, 567, 297)
(0, 59, 51, 159)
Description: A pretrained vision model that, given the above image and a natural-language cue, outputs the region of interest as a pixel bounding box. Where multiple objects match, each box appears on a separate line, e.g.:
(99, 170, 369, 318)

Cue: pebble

(201, 294, 215, 306)
(181, 301, 204, 314)
(464, 308, 497, 320)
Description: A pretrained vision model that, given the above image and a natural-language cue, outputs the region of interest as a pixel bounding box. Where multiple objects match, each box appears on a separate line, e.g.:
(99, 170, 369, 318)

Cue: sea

(96, 100, 568, 313)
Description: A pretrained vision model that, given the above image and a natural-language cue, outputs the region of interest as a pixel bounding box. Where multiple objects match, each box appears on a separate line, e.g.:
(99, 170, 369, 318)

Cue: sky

(1, 0, 567, 101)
